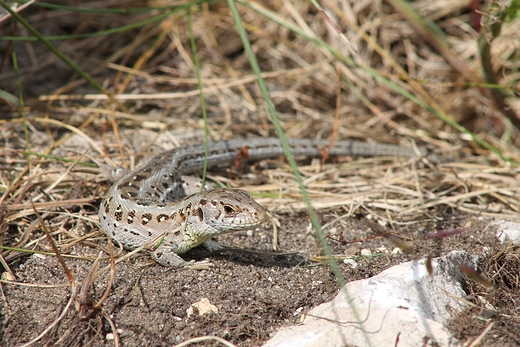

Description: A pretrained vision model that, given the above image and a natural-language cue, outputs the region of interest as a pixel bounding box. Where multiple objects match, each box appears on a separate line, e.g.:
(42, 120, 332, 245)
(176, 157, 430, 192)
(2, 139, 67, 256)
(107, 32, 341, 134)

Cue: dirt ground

(1, 1, 520, 346)
(2, 208, 519, 347)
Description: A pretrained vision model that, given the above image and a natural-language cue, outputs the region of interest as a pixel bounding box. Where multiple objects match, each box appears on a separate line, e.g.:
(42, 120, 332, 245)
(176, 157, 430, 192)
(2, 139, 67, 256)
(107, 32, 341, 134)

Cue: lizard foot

(152, 249, 214, 269)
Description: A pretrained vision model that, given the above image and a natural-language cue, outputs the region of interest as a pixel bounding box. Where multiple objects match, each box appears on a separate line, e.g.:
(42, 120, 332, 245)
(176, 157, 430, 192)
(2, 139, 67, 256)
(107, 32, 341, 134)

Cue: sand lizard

(98, 138, 423, 268)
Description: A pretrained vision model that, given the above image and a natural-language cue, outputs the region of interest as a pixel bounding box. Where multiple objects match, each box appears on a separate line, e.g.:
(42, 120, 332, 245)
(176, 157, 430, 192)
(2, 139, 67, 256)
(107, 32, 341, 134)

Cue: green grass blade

(187, 8, 210, 190)
(224, 3, 376, 345)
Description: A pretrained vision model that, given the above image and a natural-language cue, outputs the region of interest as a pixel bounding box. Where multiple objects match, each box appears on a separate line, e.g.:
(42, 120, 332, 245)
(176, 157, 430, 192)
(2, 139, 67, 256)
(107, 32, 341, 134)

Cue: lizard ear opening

(195, 207, 204, 221)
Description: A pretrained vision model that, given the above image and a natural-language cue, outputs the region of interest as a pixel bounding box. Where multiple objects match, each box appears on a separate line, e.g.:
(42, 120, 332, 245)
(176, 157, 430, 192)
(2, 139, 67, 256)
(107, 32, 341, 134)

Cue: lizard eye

(223, 205, 234, 214)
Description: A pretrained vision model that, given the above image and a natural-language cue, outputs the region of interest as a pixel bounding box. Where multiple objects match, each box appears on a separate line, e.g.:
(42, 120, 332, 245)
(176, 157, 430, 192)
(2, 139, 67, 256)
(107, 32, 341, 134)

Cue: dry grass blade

(75, 247, 116, 322)
(0, 253, 14, 280)
(76, 252, 103, 320)
(364, 220, 415, 255)
(467, 321, 496, 347)
(32, 202, 74, 284)
(425, 228, 467, 239)
(320, 64, 342, 169)
(458, 264, 494, 289)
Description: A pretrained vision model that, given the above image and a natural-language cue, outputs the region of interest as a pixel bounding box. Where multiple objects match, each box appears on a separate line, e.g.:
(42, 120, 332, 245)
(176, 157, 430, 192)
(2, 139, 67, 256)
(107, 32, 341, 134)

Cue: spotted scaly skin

(99, 138, 423, 268)
(100, 187, 265, 268)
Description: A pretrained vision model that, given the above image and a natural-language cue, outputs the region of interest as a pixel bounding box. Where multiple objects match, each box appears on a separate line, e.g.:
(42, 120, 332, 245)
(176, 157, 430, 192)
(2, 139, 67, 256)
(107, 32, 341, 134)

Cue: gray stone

(494, 220, 520, 245)
(263, 251, 477, 347)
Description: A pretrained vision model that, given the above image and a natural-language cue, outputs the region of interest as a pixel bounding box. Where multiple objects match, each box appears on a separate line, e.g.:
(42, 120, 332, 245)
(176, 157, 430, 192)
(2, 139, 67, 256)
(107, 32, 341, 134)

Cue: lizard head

(188, 188, 266, 236)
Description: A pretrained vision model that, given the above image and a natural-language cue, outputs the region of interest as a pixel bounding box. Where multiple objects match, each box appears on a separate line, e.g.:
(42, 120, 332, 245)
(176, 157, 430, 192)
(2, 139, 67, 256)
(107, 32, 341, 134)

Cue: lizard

(98, 137, 424, 269)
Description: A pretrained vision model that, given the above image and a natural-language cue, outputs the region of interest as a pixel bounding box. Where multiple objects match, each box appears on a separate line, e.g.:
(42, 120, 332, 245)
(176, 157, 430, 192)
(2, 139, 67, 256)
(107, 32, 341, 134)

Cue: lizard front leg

(151, 245, 213, 269)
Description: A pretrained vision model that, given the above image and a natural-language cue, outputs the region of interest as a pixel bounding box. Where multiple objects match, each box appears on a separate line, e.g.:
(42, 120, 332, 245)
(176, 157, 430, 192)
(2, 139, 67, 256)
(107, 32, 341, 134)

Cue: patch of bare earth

(3, 212, 515, 346)
(1, 0, 520, 346)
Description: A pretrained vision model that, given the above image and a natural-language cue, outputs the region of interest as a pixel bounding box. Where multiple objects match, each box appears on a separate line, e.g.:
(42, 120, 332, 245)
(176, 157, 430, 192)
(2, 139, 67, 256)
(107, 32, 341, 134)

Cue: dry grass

(2, 0, 519, 234)
(1, 0, 520, 346)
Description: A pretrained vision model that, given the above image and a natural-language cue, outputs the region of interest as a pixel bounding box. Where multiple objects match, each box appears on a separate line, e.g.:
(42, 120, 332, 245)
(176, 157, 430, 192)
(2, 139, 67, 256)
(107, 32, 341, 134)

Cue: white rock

(186, 298, 218, 318)
(493, 220, 520, 245)
(392, 247, 403, 255)
(343, 258, 357, 269)
(263, 251, 476, 347)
